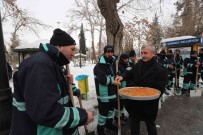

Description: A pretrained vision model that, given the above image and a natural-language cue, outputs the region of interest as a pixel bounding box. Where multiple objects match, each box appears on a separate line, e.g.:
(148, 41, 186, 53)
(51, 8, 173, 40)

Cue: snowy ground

(9, 62, 203, 135)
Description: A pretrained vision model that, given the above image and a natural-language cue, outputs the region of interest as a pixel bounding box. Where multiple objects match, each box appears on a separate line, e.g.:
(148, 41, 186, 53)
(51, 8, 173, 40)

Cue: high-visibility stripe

(37, 125, 62, 135)
(97, 95, 116, 100)
(98, 114, 107, 126)
(107, 111, 113, 119)
(98, 84, 108, 102)
(114, 109, 123, 117)
(110, 76, 114, 84)
(106, 75, 110, 85)
(42, 43, 49, 52)
(72, 129, 79, 135)
(57, 83, 61, 95)
(99, 56, 106, 64)
(55, 107, 70, 128)
(70, 108, 80, 128)
(12, 98, 26, 111)
(182, 83, 189, 89)
(126, 67, 132, 70)
(57, 95, 69, 105)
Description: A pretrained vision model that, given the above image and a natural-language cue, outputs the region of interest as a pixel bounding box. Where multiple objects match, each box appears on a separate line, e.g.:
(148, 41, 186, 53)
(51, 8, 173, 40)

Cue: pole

(0, 12, 12, 135)
(80, 50, 82, 68)
(115, 60, 121, 135)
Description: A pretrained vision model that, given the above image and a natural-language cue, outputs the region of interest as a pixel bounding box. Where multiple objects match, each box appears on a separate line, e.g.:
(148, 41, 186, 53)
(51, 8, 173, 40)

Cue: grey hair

(141, 44, 156, 53)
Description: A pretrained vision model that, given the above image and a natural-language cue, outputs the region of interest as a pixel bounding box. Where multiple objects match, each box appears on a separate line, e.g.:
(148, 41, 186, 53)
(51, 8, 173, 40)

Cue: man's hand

(66, 74, 73, 84)
(85, 111, 94, 125)
(195, 61, 200, 68)
(115, 76, 123, 82)
(168, 64, 174, 70)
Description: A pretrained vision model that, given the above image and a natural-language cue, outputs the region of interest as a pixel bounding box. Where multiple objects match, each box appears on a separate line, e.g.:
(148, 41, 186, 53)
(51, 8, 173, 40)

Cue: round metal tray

(118, 87, 161, 100)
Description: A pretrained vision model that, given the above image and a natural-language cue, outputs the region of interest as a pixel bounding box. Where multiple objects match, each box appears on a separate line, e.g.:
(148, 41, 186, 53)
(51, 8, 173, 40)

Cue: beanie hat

(199, 48, 203, 51)
(129, 50, 136, 57)
(160, 50, 166, 55)
(50, 28, 76, 46)
(120, 53, 128, 60)
(175, 49, 180, 52)
(168, 50, 173, 54)
(190, 50, 197, 55)
(104, 45, 114, 53)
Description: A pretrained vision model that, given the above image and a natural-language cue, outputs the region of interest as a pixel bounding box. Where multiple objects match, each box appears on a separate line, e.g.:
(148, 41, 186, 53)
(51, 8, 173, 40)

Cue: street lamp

(78, 34, 82, 68)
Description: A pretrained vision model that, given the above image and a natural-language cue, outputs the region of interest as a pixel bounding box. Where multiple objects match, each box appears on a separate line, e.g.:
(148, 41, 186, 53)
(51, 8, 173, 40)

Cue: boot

(164, 89, 169, 95)
(121, 113, 128, 122)
(97, 125, 106, 135)
(166, 86, 171, 90)
(114, 116, 126, 126)
(106, 119, 118, 132)
(181, 89, 186, 95)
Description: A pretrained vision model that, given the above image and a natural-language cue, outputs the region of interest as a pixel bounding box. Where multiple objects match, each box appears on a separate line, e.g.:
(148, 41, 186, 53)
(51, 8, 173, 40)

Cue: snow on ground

(68, 62, 98, 134)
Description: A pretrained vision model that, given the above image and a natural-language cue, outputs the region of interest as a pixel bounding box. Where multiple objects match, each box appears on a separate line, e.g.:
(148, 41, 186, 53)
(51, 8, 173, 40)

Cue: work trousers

(175, 69, 181, 86)
(130, 115, 157, 135)
(97, 101, 117, 131)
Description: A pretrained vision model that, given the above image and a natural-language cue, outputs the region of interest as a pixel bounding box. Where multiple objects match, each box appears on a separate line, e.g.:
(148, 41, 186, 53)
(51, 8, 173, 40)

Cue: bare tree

(1, 0, 20, 22)
(9, 11, 49, 68)
(2, 0, 50, 68)
(171, 0, 203, 36)
(123, 17, 149, 56)
(97, 0, 124, 56)
(67, 0, 105, 63)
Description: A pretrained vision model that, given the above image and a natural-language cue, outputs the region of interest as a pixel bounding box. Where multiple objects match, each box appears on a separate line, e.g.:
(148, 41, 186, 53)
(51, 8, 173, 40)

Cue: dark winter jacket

(128, 58, 135, 67)
(175, 54, 183, 70)
(7, 62, 12, 80)
(166, 55, 175, 74)
(118, 60, 128, 88)
(94, 55, 117, 103)
(183, 56, 201, 76)
(11, 43, 87, 135)
(123, 57, 168, 121)
(157, 55, 168, 69)
(198, 55, 203, 74)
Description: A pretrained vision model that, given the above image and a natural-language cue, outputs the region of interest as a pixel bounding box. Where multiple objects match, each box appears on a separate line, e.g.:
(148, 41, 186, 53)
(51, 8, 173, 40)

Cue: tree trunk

(97, 0, 123, 56)
(90, 29, 96, 63)
(98, 20, 103, 58)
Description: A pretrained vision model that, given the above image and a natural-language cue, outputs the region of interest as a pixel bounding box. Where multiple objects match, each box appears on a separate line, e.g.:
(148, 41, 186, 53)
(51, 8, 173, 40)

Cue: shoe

(106, 124, 118, 131)
(114, 117, 126, 126)
(181, 89, 186, 95)
(97, 126, 106, 135)
(164, 90, 169, 95)
(166, 86, 171, 90)
(121, 114, 128, 122)
(97, 130, 106, 135)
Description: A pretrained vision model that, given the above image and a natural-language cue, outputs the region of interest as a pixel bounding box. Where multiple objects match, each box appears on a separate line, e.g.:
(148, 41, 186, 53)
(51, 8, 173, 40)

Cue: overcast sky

(2, 0, 177, 47)
(2, 0, 76, 45)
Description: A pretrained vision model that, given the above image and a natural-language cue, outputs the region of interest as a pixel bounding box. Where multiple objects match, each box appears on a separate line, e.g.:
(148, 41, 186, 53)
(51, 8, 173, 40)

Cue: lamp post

(0, 13, 12, 135)
(78, 34, 82, 68)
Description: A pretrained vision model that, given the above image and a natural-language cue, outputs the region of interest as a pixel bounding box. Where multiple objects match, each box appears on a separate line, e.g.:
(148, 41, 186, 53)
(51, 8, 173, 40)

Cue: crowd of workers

(156, 48, 203, 96)
(9, 28, 203, 135)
